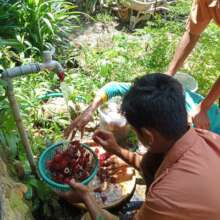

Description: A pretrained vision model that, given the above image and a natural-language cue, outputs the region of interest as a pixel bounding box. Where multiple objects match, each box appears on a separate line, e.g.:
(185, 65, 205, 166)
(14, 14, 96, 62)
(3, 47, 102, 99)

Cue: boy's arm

(167, 0, 211, 75)
(93, 129, 143, 171)
(192, 77, 220, 129)
(167, 31, 200, 75)
(84, 195, 118, 220)
(64, 82, 131, 139)
(57, 180, 118, 220)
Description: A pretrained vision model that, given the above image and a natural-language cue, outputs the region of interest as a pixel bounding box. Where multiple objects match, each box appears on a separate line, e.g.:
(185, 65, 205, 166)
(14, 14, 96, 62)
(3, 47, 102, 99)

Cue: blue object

(101, 82, 131, 100)
(38, 92, 63, 100)
(185, 90, 220, 134)
(38, 142, 99, 192)
(38, 92, 86, 102)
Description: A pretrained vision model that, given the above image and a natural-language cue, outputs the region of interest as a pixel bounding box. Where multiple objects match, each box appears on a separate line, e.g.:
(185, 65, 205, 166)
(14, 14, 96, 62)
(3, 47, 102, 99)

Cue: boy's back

(134, 128, 220, 220)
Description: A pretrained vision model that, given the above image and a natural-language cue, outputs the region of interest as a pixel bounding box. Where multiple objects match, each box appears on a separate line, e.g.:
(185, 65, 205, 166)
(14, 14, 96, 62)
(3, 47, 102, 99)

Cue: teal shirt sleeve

(99, 82, 131, 100)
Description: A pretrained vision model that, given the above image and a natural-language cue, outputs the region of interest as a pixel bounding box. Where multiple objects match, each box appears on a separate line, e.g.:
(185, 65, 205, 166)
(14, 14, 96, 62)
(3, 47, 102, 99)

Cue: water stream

(60, 81, 72, 120)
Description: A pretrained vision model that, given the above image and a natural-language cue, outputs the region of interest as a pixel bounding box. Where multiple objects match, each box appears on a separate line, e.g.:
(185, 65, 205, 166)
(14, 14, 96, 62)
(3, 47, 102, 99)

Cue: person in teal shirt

(65, 81, 220, 140)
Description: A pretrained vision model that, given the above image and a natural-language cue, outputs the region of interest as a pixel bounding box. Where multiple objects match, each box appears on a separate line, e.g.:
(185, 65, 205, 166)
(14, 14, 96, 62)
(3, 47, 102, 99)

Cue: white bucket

(174, 72, 198, 92)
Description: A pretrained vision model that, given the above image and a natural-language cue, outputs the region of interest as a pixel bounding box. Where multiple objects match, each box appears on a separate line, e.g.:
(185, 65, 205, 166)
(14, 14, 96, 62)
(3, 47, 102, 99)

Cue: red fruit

(99, 160, 104, 167)
(54, 173, 64, 183)
(106, 169, 110, 177)
(104, 152, 111, 159)
(58, 173, 64, 179)
(97, 170, 102, 177)
(54, 153, 62, 162)
(83, 160, 88, 169)
(73, 164, 81, 172)
(48, 140, 94, 184)
(80, 171, 89, 180)
(63, 177, 71, 184)
(52, 163, 62, 171)
(85, 153, 90, 159)
(71, 159, 78, 167)
(95, 148, 99, 155)
(74, 154, 79, 160)
(100, 176, 105, 183)
(46, 160, 53, 169)
(59, 160, 68, 169)
(71, 140, 79, 145)
(99, 154, 106, 161)
(79, 147, 86, 156)
(62, 151, 72, 159)
(53, 175, 59, 182)
(94, 187, 102, 193)
(63, 151, 71, 158)
(78, 157, 84, 166)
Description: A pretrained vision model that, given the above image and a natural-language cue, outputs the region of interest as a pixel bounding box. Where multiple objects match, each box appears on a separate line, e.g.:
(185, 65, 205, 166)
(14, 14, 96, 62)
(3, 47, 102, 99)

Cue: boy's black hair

(121, 73, 188, 140)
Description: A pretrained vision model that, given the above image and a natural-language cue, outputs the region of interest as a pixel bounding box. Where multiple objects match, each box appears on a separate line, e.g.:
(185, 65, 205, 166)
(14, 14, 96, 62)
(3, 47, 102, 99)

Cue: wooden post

(5, 78, 38, 177)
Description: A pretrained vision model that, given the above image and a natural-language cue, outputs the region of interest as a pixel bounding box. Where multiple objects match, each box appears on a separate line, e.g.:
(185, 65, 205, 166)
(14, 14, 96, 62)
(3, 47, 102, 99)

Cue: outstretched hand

(64, 106, 94, 140)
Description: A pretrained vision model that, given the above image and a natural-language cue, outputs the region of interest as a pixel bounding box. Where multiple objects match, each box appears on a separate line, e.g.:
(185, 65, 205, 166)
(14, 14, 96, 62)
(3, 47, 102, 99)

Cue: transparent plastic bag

(98, 97, 129, 142)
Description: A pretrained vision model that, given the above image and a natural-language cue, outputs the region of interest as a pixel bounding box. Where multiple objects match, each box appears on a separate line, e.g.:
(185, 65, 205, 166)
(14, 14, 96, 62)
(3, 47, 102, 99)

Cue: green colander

(38, 141, 99, 192)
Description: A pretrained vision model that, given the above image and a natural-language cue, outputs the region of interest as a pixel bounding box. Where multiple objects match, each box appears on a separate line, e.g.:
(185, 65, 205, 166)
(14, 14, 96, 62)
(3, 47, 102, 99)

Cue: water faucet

(0, 47, 65, 81)
(0, 47, 65, 177)
(40, 47, 65, 81)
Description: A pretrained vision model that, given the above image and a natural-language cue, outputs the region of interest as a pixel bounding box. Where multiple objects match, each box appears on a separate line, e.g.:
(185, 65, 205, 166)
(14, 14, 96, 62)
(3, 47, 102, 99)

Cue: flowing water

(60, 81, 72, 120)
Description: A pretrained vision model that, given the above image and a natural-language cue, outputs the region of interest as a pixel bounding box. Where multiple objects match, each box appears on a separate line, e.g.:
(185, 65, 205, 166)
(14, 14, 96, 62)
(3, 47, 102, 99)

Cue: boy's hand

(191, 103, 210, 129)
(93, 129, 121, 155)
(56, 179, 90, 204)
(104, 155, 128, 175)
(64, 106, 94, 140)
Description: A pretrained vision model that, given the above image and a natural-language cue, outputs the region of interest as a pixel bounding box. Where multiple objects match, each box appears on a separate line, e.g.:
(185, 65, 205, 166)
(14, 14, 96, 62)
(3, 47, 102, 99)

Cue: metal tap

(0, 47, 65, 81)
(0, 47, 65, 177)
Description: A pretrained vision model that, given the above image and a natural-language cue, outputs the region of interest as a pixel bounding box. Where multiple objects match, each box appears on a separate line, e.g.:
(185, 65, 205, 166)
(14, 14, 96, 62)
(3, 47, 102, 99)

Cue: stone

(0, 157, 33, 220)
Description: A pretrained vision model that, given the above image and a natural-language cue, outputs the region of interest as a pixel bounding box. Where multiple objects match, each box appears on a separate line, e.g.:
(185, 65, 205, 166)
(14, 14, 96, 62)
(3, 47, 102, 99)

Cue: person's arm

(199, 77, 220, 111)
(192, 77, 220, 129)
(57, 179, 118, 220)
(64, 82, 131, 139)
(84, 194, 118, 220)
(167, 0, 211, 75)
(93, 129, 143, 171)
(64, 95, 103, 139)
(167, 31, 200, 75)
(116, 147, 143, 171)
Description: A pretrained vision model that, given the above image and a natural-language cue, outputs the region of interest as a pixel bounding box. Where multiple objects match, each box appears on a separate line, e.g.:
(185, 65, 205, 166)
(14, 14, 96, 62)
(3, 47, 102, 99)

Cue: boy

(59, 74, 220, 220)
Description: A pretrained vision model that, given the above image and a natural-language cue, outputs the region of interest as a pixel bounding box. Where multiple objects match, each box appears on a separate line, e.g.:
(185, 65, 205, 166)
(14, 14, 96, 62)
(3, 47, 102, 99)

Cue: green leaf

(0, 96, 6, 102)
(42, 17, 54, 35)
(0, 79, 7, 88)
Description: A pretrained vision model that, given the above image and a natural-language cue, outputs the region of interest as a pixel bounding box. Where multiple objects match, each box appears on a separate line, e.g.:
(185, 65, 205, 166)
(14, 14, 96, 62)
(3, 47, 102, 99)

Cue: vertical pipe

(0, 186, 2, 220)
(6, 78, 37, 176)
